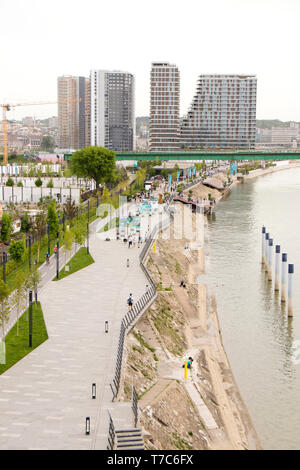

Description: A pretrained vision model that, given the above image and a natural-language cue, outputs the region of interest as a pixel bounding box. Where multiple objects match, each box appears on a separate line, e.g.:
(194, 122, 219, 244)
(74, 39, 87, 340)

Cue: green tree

(8, 239, 25, 263)
(6, 177, 14, 187)
(21, 213, 31, 233)
(73, 222, 85, 253)
(17, 181, 23, 187)
(0, 280, 10, 338)
(25, 269, 42, 304)
(70, 146, 116, 189)
(33, 211, 47, 262)
(102, 187, 110, 204)
(47, 201, 59, 236)
(47, 179, 54, 188)
(12, 271, 26, 336)
(1, 213, 12, 242)
(35, 177, 43, 187)
(41, 136, 54, 151)
(63, 197, 76, 221)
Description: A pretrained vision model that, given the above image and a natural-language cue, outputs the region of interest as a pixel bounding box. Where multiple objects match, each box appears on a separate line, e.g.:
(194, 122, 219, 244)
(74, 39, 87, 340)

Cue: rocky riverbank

(120, 199, 261, 450)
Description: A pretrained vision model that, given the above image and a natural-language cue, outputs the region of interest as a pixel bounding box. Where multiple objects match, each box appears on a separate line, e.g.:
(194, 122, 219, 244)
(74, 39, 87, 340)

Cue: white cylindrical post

(275, 245, 280, 291)
(281, 253, 287, 303)
(265, 233, 269, 272)
(261, 226, 266, 264)
(268, 239, 273, 281)
(288, 264, 294, 317)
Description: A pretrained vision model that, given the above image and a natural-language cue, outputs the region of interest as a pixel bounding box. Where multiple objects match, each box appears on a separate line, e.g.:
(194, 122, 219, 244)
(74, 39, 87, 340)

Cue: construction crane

(1, 98, 81, 164)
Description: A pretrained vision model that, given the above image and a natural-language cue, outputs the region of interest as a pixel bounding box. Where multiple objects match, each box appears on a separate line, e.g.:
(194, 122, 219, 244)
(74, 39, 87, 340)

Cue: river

(204, 166, 300, 450)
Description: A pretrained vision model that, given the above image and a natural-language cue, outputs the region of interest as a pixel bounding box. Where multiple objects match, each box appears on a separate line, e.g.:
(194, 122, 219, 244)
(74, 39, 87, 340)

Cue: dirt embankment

(121, 209, 261, 451)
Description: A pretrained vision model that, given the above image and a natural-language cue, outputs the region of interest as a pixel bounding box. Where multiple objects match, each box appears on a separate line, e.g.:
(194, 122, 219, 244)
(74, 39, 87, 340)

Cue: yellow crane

(1, 98, 81, 164)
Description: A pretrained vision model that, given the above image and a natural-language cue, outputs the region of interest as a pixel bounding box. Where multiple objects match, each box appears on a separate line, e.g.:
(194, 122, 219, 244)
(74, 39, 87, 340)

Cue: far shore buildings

(149, 62, 180, 151)
(256, 122, 299, 149)
(180, 74, 257, 150)
(57, 75, 90, 150)
(90, 70, 135, 151)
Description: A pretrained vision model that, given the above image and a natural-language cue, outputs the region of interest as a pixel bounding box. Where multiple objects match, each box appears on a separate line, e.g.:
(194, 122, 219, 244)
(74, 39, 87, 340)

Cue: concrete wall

(0, 186, 81, 204)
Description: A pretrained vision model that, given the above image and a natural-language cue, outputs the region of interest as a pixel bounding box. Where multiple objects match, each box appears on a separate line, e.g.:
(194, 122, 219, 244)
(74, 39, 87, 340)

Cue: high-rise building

(90, 70, 135, 151)
(180, 74, 257, 150)
(149, 62, 180, 151)
(57, 75, 90, 150)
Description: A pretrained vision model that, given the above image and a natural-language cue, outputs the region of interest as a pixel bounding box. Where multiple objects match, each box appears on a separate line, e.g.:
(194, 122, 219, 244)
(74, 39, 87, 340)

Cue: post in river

(261, 226, 266, 264)
(268, 239, 273, 281)
(281, 253, 287, 303)
(288, 264, 294, 317)
(265, 233, 269, 272)
(275, 245, 280, 291)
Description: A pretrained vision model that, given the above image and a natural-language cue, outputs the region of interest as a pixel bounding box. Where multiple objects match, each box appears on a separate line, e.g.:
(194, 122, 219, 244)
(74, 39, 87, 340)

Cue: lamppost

(28, 234, 32, 272)
(29, 290, 33, 348)
(56, 231, 59, 280)
(88, 199, 90, 224)
(2, 252, 7, 284)
(87, 223, 89, 255)
(47, 223, 50, 256)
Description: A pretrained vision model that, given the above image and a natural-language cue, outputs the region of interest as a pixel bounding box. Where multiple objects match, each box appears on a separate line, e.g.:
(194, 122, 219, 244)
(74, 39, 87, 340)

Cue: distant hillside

(256, 119, 300, 129)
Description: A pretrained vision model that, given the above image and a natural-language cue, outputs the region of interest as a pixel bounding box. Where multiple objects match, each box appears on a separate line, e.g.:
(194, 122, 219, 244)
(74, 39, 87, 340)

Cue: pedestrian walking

(127, 294, 134, 311)
(128, 235, 132, 248)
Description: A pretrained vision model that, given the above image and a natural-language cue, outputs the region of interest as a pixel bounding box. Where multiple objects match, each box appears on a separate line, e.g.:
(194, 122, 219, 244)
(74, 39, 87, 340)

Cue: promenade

(0, 224, 148, 449)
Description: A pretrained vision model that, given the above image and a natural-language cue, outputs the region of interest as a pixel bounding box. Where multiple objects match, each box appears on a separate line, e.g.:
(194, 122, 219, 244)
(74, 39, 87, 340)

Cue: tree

(35, 177, 43, 187)
(47, 179, 54, 188)
(12, 271, 26, 336)
(41, 136, 54, 151)
(33, 211, 47, 262)
(6, 177, 14, 187)
(0, 281, 10, 338)
(1, 213, 12, 242)
(21, 213, 31, 233)
(9, 239, 25, 263)
(25, 269, 42, 304)
(73, 222, 85, 253)
(70, 146, 116, 189)
(102, 187, 110, 204)
(17, 181, 23, 187)
(63, 197, 76, 220)
(47, 201, 59, 236)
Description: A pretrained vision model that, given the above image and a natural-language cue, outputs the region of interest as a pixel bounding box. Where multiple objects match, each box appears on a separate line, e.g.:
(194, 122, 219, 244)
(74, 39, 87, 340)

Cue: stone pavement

(0, 223, 149, 449)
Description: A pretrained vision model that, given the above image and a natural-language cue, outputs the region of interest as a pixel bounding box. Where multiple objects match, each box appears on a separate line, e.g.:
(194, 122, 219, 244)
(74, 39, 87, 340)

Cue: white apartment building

(256, 122, 299, 148)
(90, 70, 135, 151)
(149, 62, 180, 151)
(180, 74, 257, 150)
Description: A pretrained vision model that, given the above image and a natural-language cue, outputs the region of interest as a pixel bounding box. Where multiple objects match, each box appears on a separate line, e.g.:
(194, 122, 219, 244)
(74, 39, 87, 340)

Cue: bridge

(115, 151, 300, 161)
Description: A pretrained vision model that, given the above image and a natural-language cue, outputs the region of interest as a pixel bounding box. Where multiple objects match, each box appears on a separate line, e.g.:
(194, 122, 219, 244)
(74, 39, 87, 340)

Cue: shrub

(35, 177, 43, 187)
(8, 239, 25, 263)
(6, 178, 14, 187)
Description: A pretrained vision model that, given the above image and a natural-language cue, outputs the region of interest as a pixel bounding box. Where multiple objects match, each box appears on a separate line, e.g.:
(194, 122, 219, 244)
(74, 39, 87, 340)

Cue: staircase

(115, 428, 144, 450)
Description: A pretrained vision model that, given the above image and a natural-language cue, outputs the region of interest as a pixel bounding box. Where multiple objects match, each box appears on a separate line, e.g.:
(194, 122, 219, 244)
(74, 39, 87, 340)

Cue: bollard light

(288, 264, 294, 317)
(105, 321, 109, 333)
(92, 383, 96, 399)
(86, 417, 90, 435)
(127, 258, 129, 268)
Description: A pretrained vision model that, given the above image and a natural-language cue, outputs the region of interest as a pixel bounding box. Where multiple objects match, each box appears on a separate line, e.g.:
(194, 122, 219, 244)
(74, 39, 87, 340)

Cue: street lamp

(47, 223, 50, 256)
(87, 223, 89, 255)
(56, 231, 59, 280)
(28, 235, 32, 272)
(2, 252, 7, 284)
(29, 290, 33, 348)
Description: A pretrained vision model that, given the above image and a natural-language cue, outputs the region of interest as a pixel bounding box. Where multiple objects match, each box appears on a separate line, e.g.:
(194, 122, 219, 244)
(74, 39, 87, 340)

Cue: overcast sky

(1, 0, 299, 121)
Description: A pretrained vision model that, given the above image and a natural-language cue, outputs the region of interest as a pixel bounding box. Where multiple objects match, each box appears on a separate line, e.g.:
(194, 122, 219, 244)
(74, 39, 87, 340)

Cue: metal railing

(107, 412, 116, 450)
(109, 176, 201, 401)
(132, 385, 138, 428)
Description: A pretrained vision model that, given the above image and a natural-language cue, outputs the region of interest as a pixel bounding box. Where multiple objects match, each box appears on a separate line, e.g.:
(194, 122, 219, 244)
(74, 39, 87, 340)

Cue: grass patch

(53, 247, 94, 281)
(0, 302, 48, 375)
(98, 217, 119, 233)
(133, 331, 156, 353)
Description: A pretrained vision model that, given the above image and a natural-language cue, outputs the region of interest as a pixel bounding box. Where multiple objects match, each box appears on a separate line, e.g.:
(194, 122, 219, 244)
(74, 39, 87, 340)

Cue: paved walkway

(0, 224, 148, 449)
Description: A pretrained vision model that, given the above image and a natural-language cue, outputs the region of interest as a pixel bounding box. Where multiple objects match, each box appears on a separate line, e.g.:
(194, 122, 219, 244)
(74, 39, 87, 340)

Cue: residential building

(180, 74, 257, 150)
(57, 75, 90, 150)
(90, 70, 135, 151)
(149, 62, 180, 151)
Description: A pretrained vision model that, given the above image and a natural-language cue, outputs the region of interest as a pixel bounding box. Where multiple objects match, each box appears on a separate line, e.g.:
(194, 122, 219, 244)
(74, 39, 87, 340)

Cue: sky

(0, 0, 299, 121)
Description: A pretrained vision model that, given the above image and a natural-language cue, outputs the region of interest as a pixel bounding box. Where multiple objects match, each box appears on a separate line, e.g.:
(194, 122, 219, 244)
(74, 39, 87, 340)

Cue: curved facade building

(180, 74, 257, 150)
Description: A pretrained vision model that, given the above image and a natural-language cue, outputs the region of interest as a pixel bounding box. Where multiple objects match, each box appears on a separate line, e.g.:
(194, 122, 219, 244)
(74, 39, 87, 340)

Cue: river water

(204, 167, 300, 450)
